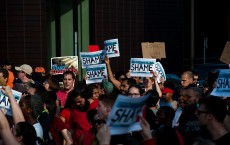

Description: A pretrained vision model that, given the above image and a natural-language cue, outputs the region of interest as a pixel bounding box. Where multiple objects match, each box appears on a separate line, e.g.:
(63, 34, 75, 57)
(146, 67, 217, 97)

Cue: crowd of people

(0, 58, 229, 145)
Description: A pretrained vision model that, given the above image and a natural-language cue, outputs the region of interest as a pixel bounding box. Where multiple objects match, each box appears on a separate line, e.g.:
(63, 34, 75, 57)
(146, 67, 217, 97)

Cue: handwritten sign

(220, 41, 230, 64)
(106, 93, 150, 135)
(86, 64, 108, 84)
(211, 69, 230, 97)
(0, 87, 22, 116)
(142, 42, 166, 59)
(51, 56, 78, 75)
(130, 58, 156, 77)
(104, 38, 120, 58)
(80, 50, 106, 68)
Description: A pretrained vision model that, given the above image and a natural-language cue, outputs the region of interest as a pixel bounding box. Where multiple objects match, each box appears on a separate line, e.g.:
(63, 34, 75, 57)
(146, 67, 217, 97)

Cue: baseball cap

(35, 67, 45, 73)
(162, 87, 174, 94)
(15, 64, 33, 75)
(103, 79, 114, 93)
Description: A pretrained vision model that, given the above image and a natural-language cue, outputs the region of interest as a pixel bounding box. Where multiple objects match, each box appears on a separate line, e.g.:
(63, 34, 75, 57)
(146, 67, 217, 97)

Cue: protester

(0, 68, 8, 86)
(2, 60, 15, 88)
(180, 71, 195, 88)
(13, 64, 34, 93)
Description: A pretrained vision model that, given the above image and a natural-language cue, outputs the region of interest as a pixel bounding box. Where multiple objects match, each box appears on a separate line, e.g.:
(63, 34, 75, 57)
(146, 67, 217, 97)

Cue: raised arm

(104, 56, 121, 90)
(1, 86, 25, 124)
(153, 72, 162, 97)
(0, 109, 20, 145)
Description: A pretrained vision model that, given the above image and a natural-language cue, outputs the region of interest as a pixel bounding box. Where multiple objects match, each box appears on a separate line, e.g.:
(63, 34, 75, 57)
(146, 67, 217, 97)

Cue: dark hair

(145, 90, 160, 107)
(121, 78, 136, 86)
(199, 96, 227, 122)
(158, 106, 175, 126)
(128, 84, 144, 95)
(63, 71, 76, 80)
(84, 84, 98, 99)
(98, 93, 117, 107)
(15, 122, 37, 145)
(0, 68, 9, 79)
(46, 77, 60, 91)
(114, 71, 126, 80)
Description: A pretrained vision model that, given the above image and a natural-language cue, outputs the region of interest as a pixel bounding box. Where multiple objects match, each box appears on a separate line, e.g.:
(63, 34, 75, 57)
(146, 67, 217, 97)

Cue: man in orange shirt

(3, 60, 14, 88)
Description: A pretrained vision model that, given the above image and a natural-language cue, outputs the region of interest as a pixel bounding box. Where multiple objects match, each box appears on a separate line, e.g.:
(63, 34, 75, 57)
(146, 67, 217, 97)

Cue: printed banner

(51, 56, 78, 75)
(130, 58, 156, 77)
(211, 69, 230, 97)
(86, 64, 108, 84)
(153, 62, 167, 83)
(106, 93, 150, 135)
(80, 50, 106, 68)
(0, 87, 22, 116)
(104, 38, 120, 58)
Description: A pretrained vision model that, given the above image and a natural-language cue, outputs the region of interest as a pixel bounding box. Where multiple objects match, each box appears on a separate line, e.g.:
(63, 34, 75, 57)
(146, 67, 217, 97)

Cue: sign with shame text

(0, 86, 22, 116)
(211, 69, 230, 97)
(80, 50, 106, 68)
(104, 38, 120, 58)
(106, 93, 150, 135)
(86, 64, 108, 84)
(130, 58, 156, 77)
(153, 62, 166, 83)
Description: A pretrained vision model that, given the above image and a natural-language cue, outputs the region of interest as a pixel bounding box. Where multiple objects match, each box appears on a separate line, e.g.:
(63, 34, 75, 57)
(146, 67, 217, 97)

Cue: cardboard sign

(130, 58, 156, 77)
(220, 41, 230, 64)
(80, 50, 106, 68)
(106, 93, 150, 135)
(0, 86, 22, 116)
(211, 69, 230, 97)
(51, 56, 78, 75)
(88, 45, 99, 52)
(85, 64, 108, 84)
(104, 38, 120, 58)
(141, 42, 166, 59)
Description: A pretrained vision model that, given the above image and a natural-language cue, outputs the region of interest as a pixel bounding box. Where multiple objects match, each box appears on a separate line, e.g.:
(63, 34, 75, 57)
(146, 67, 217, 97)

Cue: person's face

(92, 88, 100, 100)
(120, 80, 129, 95)
(74, 95, 85, 108)
(97, 101, 110, 121)
(178, 89, 186, 108)
(4, 65, 11, 70)
(118, 75, 126, 83)
(19, 99, 30, 118)
(63, 74, 75, 91)
(0, 72, 7, 82)
(185, 89, 198, 106)
(143, 77, 154, 88)
(27, 87, 36, 95)
(128, 87, 140, 98)
(17, 71, 26, 80)
(162, 92, 173, 101)
(181, 74, 193, 88)
(196, 104, 210, 127)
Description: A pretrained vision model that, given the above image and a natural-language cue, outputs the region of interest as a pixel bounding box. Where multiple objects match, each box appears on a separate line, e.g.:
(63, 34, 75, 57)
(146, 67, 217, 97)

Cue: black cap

(3, 60, 12, 65)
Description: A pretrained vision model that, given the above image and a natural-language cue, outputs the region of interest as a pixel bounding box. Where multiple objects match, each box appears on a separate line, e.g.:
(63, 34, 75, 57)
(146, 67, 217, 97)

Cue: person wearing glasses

(197, 97, 230, 145)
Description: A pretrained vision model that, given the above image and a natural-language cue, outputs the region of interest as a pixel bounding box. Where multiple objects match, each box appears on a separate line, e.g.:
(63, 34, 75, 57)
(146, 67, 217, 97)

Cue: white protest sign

(104, 38, 120, 58)
(80, 50, 106, 68)
(211, 69, 230, 97)
(130, 58, 156, 77)
(86, 64, 108, 84)
(153, 62, 166, 83)
(106, 93, 150, 135)
(0, 86, 22, 116)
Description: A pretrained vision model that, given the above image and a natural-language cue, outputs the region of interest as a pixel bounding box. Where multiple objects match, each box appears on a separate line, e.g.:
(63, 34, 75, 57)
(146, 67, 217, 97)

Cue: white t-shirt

(33, 122, 43, 145)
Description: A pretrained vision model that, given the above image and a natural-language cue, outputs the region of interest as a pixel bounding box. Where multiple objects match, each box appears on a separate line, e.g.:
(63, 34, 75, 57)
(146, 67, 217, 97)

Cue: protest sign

(141, 42, 166, 59)
(211, 69, 230, 97)
(86, 64, 108, 84)
(130, 58, 156, 77)
(106, 93, 150, 135)
(0, 86, 22, 116)
(153, 62, 167, 83)
(104, 38, 120, 58)
(220, 41, 230, 64)
(80, 50, 106, 68)
(51, 56, 78, 75)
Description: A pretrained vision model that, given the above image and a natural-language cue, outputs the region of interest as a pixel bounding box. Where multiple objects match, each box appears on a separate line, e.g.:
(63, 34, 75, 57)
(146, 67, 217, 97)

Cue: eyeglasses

(196, 110, 210, 115)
